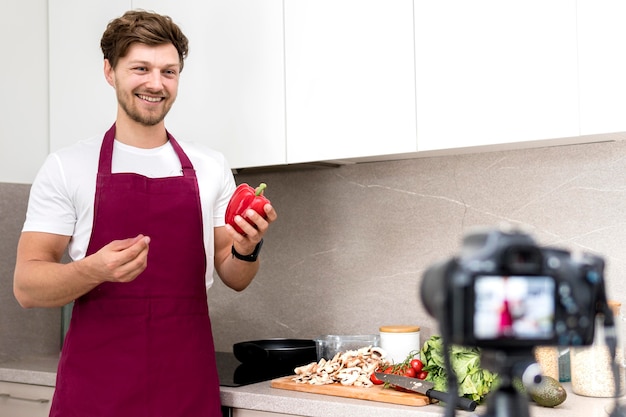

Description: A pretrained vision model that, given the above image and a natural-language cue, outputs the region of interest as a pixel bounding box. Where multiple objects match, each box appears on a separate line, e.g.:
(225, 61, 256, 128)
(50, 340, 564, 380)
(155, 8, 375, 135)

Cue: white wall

(0, 1, 49, 184)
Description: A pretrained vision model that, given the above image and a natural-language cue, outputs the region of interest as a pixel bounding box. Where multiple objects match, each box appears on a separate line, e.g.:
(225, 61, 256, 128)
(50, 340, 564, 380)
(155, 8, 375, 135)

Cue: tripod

(478, 349, 541, 417)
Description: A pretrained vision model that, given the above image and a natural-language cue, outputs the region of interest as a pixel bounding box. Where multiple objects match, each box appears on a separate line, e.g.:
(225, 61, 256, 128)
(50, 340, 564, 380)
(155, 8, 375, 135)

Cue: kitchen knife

(374, 372, 477, 411)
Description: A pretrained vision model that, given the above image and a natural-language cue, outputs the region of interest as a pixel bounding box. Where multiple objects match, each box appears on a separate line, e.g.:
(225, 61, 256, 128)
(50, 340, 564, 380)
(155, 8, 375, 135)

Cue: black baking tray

(215, 351, 302, 387)
(233, 339, 317, 366)
(216, 339, 316, 387)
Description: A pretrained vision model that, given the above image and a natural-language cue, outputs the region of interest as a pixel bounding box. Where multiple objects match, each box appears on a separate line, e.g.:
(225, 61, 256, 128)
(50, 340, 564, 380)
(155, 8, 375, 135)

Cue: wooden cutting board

(270, 375, 431, 406)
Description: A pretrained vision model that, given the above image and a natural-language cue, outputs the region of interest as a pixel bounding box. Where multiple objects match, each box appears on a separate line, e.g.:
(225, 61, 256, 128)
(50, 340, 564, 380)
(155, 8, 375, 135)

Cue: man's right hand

(82, 234, 151, 283)
(14, 232, 151, 308)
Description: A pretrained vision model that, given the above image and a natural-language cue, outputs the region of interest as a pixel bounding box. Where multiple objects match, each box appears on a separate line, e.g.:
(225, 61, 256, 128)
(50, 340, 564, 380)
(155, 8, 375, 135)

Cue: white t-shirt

(22, 132, 236, 288)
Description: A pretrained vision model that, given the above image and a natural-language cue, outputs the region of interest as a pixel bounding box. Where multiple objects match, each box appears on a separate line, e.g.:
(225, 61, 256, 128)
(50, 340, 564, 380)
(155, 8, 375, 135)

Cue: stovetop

(215, 351, 295, 387)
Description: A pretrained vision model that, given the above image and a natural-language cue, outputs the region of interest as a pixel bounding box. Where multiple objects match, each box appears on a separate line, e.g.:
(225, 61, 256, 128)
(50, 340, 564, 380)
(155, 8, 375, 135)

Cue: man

(13, 10, 276, 417)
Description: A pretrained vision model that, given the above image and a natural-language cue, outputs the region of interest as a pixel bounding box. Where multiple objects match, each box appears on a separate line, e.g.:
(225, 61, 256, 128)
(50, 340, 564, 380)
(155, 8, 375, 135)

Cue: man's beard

(118, 90, 173, 127)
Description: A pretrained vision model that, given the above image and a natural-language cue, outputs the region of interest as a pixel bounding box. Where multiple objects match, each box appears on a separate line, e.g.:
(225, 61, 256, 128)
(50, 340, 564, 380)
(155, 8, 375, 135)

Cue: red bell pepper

(225, 183, 271, 234)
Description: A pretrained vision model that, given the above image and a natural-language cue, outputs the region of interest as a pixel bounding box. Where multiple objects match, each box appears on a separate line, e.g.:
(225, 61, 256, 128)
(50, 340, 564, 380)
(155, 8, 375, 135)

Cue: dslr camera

(421, 226, 608, 349)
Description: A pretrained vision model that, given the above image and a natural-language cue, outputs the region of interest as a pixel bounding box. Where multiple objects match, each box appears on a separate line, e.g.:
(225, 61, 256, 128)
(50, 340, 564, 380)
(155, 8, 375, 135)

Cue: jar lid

(609, 300, 622, 314)
(379, 325, 420, 333)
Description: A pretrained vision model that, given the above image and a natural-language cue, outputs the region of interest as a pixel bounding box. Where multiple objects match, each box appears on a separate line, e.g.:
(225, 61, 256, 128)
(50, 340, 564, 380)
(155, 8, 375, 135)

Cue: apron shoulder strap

(166, 131, 196, 176)
(97, 123, 117, 175)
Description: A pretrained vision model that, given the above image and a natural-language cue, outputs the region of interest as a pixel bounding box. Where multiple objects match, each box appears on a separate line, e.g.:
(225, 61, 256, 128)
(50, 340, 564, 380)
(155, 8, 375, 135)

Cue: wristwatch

(231, 239, 263, 262)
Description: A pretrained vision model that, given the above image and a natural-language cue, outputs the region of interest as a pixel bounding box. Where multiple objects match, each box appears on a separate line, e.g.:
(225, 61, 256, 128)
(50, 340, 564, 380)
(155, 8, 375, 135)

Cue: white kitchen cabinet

(49, 0, 130, 153)
(578, 0, 626, 135)
(46, 1, 626, 172)
(0, 0, 49, 184)
(413, 1, 579, 152)
(0, 381, 54, 417)
(132, 0, 286, 169)
(50, 0, 285, 169)
(284, 0, 417, 163)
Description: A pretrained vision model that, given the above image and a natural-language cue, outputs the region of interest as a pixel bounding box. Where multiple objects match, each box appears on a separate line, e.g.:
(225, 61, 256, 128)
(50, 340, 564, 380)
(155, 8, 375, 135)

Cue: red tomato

(410, 359, 424, 373)
(383, 367, 394, 374)
(370, 372, 384, 385)
(403, 367, 417, 378)
(417, 371, 429, 380)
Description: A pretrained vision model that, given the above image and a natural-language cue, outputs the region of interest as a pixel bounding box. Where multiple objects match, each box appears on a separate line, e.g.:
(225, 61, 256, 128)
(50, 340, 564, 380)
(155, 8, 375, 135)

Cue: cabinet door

(132, 0, 286, 169)
(1, 1, 48, 184)
(0, 381, 54, 417)
(49, 0, 131, 152)
(285, 0, 417, 163)
(578, 0, 626, 135)
(414, 1, 579, 152)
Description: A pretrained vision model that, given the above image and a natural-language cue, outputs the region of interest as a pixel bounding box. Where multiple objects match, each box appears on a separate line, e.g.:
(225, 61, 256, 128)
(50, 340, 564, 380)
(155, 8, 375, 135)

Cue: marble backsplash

(3, 135, 626, 357)
(0, 183, 60, 361)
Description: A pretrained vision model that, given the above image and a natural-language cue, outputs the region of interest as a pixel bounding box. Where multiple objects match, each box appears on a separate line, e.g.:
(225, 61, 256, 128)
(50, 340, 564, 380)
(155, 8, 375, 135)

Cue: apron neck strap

(98, 123, 195, 175)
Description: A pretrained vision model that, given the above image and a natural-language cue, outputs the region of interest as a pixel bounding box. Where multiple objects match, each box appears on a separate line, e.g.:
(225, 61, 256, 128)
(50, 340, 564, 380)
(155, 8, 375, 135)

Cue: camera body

(421, 227, 606, 349)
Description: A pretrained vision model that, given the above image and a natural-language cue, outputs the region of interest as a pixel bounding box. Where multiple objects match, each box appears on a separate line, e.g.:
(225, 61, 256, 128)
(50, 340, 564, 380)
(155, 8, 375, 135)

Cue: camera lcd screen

(473, 275, 555, 340)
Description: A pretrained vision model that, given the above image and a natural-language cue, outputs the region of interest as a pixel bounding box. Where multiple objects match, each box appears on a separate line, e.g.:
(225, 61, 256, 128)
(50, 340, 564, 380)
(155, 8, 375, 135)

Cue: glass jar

(558, 347, 571, 382)
(571, 301, 625, 397)
(534, 346, 559, 380)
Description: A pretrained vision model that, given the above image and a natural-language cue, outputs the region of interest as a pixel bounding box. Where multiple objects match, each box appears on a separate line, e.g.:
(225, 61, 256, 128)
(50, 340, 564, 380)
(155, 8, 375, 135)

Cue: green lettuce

(420, 335, 498, 403)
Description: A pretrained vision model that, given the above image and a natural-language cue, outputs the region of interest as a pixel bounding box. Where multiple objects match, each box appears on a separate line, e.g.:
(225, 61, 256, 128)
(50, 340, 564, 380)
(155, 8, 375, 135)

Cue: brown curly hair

(100, 10, 189, 71)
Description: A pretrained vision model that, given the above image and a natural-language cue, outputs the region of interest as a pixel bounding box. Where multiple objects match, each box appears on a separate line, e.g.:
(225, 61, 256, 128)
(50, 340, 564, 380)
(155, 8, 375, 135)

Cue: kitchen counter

(220, 380, 617, 417)
(0, 355, 618, 417)
(0, 354, 59, 386)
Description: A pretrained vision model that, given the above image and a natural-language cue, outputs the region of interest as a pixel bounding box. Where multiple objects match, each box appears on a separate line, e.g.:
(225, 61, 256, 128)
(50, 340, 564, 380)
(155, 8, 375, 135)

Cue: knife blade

(374, 372, 477, 411)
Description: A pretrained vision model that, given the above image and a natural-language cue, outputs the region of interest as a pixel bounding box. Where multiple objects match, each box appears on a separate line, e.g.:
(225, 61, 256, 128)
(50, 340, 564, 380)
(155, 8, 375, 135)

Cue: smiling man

(107, 42, 179, 129)
(13, 10, 277, 417)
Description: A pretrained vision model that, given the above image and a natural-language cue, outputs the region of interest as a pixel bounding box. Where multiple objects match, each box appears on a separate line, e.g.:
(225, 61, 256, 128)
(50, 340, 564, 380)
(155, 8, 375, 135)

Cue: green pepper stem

(255, 183, 267, 196)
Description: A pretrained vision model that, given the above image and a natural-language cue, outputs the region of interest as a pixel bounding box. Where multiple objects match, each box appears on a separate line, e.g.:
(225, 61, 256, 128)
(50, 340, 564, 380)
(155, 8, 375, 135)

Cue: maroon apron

(50, 124, 221, 417)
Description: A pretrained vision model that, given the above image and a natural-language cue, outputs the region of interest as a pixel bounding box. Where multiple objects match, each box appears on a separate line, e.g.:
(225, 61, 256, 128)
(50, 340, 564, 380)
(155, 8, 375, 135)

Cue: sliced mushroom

(291, 345, 390, 387)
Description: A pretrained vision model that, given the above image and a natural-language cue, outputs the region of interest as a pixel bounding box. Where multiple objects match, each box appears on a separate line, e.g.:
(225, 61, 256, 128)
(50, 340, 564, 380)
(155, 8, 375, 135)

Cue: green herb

(420, 335, 498, 403)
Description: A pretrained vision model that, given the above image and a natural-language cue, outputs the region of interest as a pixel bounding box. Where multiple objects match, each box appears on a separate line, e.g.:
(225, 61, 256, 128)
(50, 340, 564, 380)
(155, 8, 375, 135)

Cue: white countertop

(220, 379, 617, 417)
(0, 355, 619, 417)
(220, 380, 475, 417)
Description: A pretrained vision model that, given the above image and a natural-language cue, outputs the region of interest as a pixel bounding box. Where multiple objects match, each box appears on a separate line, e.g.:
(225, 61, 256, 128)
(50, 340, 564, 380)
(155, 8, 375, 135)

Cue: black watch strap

(231, 239, 264, 262)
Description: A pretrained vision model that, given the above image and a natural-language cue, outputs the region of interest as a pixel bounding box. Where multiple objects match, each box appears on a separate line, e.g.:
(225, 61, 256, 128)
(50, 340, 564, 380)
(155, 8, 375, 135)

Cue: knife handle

(426, 389, 477, 412)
